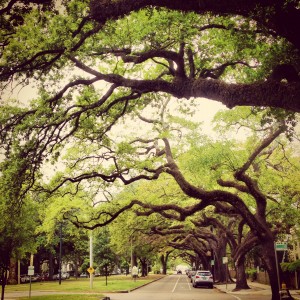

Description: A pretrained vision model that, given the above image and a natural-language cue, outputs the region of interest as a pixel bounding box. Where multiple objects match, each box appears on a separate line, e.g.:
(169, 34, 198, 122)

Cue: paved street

(103, 275, 249, 300)
(4, 274, 300, 300)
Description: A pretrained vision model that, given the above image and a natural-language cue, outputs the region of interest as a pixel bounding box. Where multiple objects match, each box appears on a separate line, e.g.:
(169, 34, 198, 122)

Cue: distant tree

(93, 228, 118, 282)
(0, 197, 37, 300)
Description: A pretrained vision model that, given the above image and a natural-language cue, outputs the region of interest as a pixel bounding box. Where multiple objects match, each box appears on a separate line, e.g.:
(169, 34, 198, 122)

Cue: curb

(103, 275, 167, 293)
(127, 275, 167, 292)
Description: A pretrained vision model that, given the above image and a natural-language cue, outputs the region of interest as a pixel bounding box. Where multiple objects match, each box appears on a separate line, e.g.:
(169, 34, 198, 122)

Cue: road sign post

(28, 266, 34, 299)
(274, 242, 288, 299)
(222, 257, 228, 290)
(89, 233, 93, 289)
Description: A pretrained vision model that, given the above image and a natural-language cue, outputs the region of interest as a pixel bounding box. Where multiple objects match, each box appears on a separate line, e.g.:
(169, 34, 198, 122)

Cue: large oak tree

(1, 2, 300, 300)
(1, 0, 300, 111)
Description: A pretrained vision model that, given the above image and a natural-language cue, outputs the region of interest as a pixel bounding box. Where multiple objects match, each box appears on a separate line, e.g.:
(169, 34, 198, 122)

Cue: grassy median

(5, 274, 165, 300)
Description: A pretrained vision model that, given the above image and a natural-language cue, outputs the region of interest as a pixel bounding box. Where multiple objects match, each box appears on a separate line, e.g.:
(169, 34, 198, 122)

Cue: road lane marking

(185, 275, 192, 290)
(172, 275, 181, 293)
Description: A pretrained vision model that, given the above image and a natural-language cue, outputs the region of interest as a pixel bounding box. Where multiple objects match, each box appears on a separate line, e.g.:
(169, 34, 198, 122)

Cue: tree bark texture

(7, 259, 17, 284)
(234, 256, 250, 290)
(160, 254, 168, 275)
(261, 239, 281, 300)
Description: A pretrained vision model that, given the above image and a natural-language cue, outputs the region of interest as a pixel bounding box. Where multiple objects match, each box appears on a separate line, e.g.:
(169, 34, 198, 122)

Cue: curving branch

(69, 55, 300, 112)
(90, 0, 300, 52)
(194, 23, 277, 37)
(234, 125, 286, 217)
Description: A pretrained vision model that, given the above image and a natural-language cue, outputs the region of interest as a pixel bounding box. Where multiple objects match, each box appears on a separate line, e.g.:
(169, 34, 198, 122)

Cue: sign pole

(222, 257, 228, 290)
(211, 259, 215, 283)
(274, 243, 282, 300)
(59, 223, 62, 285)
(29, 275, 32, 299)
(28, 266, 34, 299)
(89, 232, 93, 289)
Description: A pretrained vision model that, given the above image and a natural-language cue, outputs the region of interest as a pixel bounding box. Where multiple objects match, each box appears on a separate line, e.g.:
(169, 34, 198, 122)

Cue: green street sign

(275, 243, 287, 251)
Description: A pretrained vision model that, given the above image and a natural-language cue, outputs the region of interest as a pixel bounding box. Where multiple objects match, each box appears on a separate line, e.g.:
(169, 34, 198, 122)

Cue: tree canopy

(1, 0, 300, 112)
(0, 1, 300, 299)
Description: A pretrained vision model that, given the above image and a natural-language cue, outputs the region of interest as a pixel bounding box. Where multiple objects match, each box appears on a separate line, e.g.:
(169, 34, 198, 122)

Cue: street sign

(28, 266, 34, 276)
(87, 267, 95, 274)
(275, 243, 288, 251)
(222, 257, 228, 264)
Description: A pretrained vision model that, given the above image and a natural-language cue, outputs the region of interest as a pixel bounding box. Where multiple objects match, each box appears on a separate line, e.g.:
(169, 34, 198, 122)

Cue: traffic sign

(28, 266, 34, 276)
(87, 267, 95, 274)
(275, 243, 287, 251)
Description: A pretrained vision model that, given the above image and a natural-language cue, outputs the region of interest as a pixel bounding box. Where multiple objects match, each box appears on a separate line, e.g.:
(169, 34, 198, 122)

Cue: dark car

(188, 270, 197, 282)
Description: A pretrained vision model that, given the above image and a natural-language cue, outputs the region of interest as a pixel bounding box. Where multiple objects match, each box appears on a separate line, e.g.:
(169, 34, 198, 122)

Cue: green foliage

(0, 195, 38, 281)
(0, 2, 299, 290)
(246, 268, 257, 278)
(93, 229, 119, 275)
(281, 260, 300, 272)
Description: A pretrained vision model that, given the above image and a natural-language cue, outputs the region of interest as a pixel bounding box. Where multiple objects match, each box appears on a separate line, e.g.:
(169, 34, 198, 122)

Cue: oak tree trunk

(261, 240, 281, 300)
(160, 254, 167, 275)
(234, 256, 250, 290)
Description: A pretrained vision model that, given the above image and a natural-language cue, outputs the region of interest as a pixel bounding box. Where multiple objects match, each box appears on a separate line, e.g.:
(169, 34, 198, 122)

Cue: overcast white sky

(3, 79, 227, 133)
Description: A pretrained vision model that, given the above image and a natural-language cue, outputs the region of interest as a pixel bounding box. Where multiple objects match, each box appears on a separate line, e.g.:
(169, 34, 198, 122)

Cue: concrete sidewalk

(215, 281, 300, 299)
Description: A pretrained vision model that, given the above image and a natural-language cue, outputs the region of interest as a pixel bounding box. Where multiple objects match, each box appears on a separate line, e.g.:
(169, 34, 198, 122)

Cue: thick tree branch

(70, 56, 300, 112)
(161, 137, 274, 236)
(90, 0, 300, 52)
(234, 125, 286, 217)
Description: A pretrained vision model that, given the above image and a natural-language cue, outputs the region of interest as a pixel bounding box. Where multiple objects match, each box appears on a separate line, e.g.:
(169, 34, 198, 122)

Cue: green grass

(19, 295, 100, 300)
(6, 274, 165, 299)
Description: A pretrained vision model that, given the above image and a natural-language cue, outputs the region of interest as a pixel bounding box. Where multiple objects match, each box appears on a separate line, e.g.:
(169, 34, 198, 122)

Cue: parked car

(52, 274, 58, 280)
(20, 274, 41, 283)
(52, 273, 70, 280)
(187, 270, 196, 282)
(20, 275, 30, 283)
(31, 274, 41, 282)
(192, 270, 213, 288)
(40, 273, 51, 281)
(80, 272, 89, 278)
(61, 272, 70, 279)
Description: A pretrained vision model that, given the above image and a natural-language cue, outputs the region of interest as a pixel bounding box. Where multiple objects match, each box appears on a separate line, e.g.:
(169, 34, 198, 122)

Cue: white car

(20, 275, 30, 283)
(192, 270, 213, 288)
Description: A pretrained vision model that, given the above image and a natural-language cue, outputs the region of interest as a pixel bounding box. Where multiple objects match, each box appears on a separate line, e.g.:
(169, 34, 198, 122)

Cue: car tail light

(195, 275, 200, 278)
